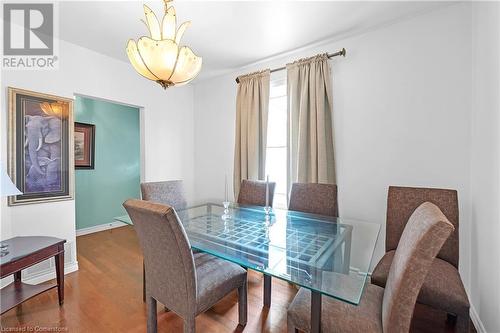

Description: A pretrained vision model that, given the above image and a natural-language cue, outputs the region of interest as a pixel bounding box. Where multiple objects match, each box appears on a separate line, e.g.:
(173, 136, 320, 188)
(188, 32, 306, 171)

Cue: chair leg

(455, 314, 470, 333)
(184, 316, 196, 333)
(238, 279, 248, 326)
(143, 261, 146, 302)
(146, 296, 157, 333)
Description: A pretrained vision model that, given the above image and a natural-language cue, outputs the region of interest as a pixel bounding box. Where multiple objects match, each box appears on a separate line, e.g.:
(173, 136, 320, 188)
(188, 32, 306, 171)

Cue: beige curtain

(233, 70, 270, 198)
(286, 53, 335, 190)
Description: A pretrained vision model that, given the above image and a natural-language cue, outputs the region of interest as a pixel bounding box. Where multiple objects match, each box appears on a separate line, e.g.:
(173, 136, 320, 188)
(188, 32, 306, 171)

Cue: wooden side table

(0, 236, 66, 315)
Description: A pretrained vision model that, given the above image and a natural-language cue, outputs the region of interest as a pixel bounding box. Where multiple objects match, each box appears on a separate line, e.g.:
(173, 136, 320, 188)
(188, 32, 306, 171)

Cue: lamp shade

(0, 164, 22, 196)
(126, 1, 202, 89)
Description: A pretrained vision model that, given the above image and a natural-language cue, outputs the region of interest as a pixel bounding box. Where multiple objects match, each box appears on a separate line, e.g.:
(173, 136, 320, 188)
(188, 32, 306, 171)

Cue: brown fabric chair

(288, 183, 338, 217)
(140, 180, 194, 303)
(237, 179, 276, 207)
(141, 180, 188, 210)
(123, 199, 248, 333)
(236, 179, 276, 306)
(371, 186, 469, 332)
(287, 202, 455, 333)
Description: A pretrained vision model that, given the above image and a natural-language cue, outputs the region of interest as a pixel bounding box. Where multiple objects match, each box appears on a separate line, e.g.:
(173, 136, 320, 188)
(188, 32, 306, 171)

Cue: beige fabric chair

(141, 180, 188, 210)
(236, 179, 276, 307)
(288, 183, 338, 217)
(123, 199, 248, 333)
(371, 186, 469, 332)
(237, 179, 276, 207)
(140, 180, 193, 303)
(287, 202, 455, 333)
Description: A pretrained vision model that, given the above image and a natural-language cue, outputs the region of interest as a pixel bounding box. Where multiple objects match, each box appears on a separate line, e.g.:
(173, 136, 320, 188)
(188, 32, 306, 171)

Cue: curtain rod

(235, 48, 346, 83)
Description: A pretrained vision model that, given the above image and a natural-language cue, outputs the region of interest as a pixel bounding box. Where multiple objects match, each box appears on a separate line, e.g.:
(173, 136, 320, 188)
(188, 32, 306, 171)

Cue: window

(266, 78, 287, 208)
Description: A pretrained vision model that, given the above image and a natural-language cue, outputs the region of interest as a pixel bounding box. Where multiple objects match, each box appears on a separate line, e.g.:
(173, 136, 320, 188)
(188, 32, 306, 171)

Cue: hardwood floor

(1, 226, 475, 333)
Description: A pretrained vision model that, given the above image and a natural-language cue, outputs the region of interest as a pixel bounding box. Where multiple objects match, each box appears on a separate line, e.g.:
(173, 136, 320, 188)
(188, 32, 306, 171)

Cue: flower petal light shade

(126, 0, 202, 89)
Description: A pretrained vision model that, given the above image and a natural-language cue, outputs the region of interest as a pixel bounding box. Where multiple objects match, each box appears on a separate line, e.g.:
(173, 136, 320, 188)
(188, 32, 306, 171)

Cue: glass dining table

(115, 203, 380, 333)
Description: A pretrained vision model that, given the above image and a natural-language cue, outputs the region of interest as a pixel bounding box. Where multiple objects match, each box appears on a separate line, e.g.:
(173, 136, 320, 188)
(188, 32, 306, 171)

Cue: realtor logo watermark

(2, 2, 59, 69)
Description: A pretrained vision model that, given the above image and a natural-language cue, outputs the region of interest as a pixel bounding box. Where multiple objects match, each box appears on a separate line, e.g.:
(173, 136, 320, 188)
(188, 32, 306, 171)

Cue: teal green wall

(75, 96, 140, 230)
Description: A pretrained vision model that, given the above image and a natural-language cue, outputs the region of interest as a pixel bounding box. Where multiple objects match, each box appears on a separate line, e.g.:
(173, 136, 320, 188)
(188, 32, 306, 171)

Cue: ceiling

(59, 1, 448, 81)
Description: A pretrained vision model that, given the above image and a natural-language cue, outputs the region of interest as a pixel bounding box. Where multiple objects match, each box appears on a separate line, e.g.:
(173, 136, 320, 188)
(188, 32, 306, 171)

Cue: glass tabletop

(115, 203, 380, 305)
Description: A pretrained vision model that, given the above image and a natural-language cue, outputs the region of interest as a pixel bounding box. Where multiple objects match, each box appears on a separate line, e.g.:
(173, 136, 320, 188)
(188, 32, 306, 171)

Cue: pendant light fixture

(126, 0, 202, 89)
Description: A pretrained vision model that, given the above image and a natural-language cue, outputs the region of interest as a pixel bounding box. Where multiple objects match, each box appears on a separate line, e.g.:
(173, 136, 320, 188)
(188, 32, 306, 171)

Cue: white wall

(194, 2, 471, 278)
(0, 38, 195, 283)
(1, 2, 497, 331)
(469, 2, 500, 332)
(194, 3, 500, 330)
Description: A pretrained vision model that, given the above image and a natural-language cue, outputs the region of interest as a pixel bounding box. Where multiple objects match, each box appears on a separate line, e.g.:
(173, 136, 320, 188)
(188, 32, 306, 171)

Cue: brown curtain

(286, 53, 335, 190)
(233, 70, 270, 198)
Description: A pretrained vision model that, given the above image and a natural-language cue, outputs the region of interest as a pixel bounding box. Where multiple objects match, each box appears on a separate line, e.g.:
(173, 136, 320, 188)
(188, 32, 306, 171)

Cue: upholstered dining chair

(236, 179, 276, 307)
(287, 202, 455, 333)
(371, 186, 469, 332)
(140, 180, 191, 303)
(141, 180, 187, 210)
(123, 199, 248, 333)
(237, 179, 276, 207)
(288, 183, 338, 217)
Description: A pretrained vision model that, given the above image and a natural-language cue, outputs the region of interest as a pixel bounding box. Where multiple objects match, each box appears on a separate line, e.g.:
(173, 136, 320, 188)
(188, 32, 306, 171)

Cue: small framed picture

(74, 122, 95, 169)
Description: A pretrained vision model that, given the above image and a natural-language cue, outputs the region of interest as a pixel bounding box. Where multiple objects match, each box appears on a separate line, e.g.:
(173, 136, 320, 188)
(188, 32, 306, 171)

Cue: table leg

(14, 271, 22, 315)
(342, 228, 352, 274)
(263, 274, 271, 307)
(311, 291, 321, 333)
(55, 250, 64, 305)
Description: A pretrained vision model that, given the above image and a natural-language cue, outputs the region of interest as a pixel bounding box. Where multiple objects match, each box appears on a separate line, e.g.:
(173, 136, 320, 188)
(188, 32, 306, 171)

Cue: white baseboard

(0, 261, 79, 288)
(470, 303, 486, 333)
(76, 221, 128, 237)
(24, 261, 79, 285)
(0, 276, 13, 289)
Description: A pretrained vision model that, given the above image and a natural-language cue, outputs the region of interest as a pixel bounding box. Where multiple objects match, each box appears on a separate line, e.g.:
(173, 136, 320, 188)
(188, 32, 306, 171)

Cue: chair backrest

(382, 202, 454, 333)
(386, 186, 459, 267)
(288, 183, 338, 217)
(140, 180, 188, 211)
(123, 199, 196, 316)
(237, 179, 276, 207)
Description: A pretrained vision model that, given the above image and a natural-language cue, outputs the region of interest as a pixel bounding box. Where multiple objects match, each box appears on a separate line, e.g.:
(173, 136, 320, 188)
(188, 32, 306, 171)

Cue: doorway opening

(73, 94, 144, 235)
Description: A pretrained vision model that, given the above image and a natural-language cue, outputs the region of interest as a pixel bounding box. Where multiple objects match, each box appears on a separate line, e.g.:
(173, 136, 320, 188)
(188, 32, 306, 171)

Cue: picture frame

(74, 122, 95, 169)
(8, 87, 74, 206)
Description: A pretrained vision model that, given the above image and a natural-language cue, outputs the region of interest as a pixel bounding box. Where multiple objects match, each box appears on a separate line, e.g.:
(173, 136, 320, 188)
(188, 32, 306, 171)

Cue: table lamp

(0, 163, 22, 197)
(0, 163, 21, 257)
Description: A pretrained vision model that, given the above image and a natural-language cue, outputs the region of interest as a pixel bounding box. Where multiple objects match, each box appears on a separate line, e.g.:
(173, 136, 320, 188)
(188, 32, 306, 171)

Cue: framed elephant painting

(7, 87, 74, 206)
